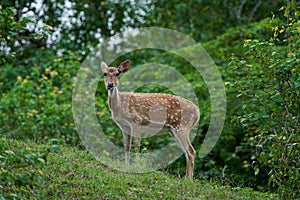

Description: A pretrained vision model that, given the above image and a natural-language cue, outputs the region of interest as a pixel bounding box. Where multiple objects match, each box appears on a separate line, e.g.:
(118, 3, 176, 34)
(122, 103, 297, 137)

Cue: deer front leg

(123, 132, 131, 164)
(130, 124, 141, 164)
(132, 126, 141, 153)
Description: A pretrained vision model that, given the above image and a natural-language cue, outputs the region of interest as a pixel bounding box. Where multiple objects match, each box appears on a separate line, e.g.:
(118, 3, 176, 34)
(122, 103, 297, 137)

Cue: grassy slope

(3, 140, 279, 200)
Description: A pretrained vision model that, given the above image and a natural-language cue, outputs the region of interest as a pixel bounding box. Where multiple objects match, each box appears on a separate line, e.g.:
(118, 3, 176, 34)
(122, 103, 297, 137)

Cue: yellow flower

(38, 170, 44, 176)
(32, 109, 38, 113)
(42, 75, 48, 80)
(51, 71, 58, 76)
(287, 52, 296, 57)
(25, 147, 32, 151)
(45, 68, 50, 74)
(101, 1, 109, 5)
(17, 76, 22, 82)
(249, 137, 255, 141)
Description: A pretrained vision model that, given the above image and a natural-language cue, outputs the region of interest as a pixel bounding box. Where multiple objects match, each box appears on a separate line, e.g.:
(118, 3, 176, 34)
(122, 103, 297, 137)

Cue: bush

(228, 5, 299, 198)
(0, 135, 48, 199)
(0, 50, 81, 145)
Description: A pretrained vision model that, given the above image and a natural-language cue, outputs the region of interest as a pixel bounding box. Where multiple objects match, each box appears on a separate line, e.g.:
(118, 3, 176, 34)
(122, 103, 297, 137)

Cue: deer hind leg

(172, 129, 196, 179)
(186, 138, 196, 178)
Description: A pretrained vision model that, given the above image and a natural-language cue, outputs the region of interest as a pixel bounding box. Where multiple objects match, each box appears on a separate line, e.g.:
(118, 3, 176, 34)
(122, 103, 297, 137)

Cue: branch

(235, 0, 247, 22)
(248, 0, 262, 22)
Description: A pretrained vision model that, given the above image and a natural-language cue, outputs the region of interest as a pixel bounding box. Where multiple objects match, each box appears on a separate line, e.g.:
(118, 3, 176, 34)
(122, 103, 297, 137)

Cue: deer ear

(118, 60, 131, 73)
(101, 61, 108, 73)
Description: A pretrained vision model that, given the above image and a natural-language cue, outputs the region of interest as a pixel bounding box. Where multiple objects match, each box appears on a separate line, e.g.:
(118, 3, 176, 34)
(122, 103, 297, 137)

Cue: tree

(0, 0, 151, 60)
(145, 0, 286, 41)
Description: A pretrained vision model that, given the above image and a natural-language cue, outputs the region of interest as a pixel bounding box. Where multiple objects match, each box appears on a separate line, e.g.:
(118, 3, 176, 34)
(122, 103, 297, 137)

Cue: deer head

(101, 60, 131, 97)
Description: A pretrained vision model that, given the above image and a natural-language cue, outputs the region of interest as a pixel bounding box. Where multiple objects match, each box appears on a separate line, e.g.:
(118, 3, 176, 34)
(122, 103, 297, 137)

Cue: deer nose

(107, 82, 114, 90)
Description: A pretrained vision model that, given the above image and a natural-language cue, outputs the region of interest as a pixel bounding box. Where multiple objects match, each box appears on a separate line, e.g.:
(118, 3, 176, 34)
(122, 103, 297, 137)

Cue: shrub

(0, 50, 81, 145)
(229, 4, 299, 198)
(0, 135, 49, 199)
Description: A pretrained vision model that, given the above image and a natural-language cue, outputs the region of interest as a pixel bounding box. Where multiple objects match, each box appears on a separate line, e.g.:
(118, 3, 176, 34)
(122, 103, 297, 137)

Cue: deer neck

(108, 87, 121, 112)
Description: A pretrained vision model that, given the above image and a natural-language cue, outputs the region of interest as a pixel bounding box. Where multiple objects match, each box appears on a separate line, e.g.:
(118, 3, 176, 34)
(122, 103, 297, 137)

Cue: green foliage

(228, 4, 300, 198)
(146, 0, 286, 41)
(162, 18, 282, 189)
(0, 50, 81, 144)
(0, 6, 51, 65)
(0, 135, 49, 199)
(1, 1, 151, 58)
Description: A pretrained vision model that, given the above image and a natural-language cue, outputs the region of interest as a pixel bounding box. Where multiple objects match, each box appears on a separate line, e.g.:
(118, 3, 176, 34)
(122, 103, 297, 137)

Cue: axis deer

(101, 60, 200, 178)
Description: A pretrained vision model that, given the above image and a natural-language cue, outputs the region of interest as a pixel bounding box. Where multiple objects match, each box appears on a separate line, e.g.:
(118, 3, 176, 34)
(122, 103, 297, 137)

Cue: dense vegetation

(0, 0, 299, 199)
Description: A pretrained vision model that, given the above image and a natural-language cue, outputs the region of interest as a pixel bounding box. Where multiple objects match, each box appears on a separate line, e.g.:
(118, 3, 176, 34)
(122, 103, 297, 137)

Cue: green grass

(1, 139, 279, 200)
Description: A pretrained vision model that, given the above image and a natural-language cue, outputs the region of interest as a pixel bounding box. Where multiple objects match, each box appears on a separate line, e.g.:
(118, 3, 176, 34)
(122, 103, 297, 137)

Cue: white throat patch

(109, 88, 115, 97)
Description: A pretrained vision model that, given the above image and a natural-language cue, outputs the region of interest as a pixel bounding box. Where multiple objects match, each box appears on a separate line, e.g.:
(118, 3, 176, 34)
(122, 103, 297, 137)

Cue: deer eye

(115, 72, 120, 76)
(103, 72, 107, 76)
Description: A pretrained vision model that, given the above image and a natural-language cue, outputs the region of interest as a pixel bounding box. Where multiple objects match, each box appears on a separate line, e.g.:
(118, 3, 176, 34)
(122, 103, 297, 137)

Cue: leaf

(52, 145, 60, 152)
(254, 168, 260, 175)
(4, 150, 15, 156)
(37, 158, 46, 166)
(242, 104, 247, 110)
(0, 194, 5, 200)
(50, 138, 59, 144)
(44, 24, 54, 31)
(8, 194, 18, 198)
